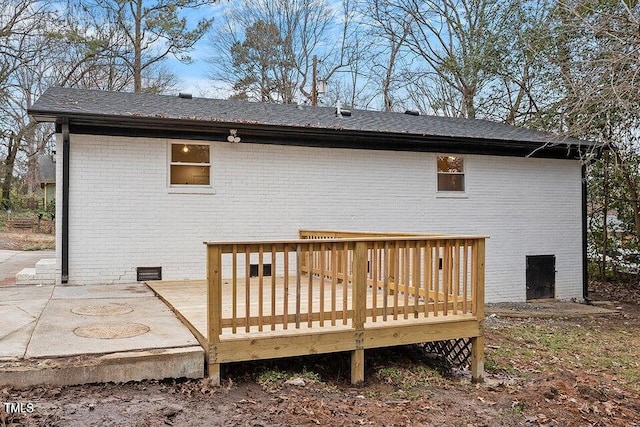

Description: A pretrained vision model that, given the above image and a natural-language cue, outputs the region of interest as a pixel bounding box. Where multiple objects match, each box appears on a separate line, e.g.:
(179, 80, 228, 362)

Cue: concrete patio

(0, 282, 204, 388)
(0, 249, 54, 285)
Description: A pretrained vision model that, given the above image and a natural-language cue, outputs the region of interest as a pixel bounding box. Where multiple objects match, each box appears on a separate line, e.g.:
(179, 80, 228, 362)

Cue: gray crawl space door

(526, 255, 556, 300)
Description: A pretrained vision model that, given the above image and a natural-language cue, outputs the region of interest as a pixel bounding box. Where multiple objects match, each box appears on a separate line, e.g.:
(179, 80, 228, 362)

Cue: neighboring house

(37, 154, 56, 209)
(28, 87, 597, 302)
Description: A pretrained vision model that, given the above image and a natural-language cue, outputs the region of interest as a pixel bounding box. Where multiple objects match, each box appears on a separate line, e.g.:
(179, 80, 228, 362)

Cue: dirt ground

(2, 281, 639, 427)
(0, 223, 55, 251)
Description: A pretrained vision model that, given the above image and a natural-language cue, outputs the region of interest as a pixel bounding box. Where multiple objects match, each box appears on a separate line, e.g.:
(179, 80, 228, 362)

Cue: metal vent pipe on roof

(335, 100, 351, 117)
(178, 93, 192, 99)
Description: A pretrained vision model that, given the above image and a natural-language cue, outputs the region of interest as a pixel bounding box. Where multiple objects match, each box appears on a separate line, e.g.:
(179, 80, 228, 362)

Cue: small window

(170, 143, 210, 185)
(437, 156, 465, 192)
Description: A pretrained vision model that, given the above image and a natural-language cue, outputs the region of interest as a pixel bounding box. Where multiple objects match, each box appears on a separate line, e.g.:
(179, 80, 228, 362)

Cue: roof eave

(32, 110, 588, 159)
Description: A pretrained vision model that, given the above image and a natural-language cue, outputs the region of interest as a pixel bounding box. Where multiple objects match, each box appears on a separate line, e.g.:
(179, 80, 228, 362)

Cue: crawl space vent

(137, 266, 162, 281)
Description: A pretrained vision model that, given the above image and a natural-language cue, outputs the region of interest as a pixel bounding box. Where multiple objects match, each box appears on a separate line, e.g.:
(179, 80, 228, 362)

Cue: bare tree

(81, 0, 215, 93)
(542, 1, 640, 276)
(368, 0, 515, 118)
(0, 0, 55, 208)
(547, 1, 640, 138)
(481, 0, 553, 126)
(356, 0, 413, 111)
(210, 0, 355, 104)
(0, 1, 43, 90)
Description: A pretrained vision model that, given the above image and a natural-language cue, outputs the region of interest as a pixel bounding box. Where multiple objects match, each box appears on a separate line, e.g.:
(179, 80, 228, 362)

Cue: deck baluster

(320, 243, 325, 327)
(463, 240, 468, 314)
(371, 242, 378, 322)
(258, 246, 264, 332)
(283, 244, 289, 330)
(308, 243, 314, 328)
(342, 242, 348, 325)
(403, 241, 410, 319)
(393, 241, 399, 320)
(331, 243, 337, 326)
(296, 244, 302, 328)
(424, 241, 432, 317)
(413, 242, 420, 318)
(434, 241, 440, 317)
(232, 245, 237, 333)
(271, 246, 276, 331)
(245, 246, 250, 332)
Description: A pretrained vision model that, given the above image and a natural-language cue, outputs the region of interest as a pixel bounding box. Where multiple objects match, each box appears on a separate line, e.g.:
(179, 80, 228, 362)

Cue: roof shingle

(30, 87, 589, 148)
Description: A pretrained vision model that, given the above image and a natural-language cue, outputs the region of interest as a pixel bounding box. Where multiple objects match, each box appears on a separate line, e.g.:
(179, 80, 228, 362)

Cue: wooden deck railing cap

(204, 235, 489, 246)
(298, 229, 442, 236)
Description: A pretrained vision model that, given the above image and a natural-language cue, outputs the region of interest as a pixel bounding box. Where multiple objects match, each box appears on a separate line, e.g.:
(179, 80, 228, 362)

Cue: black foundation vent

(250, 264, 272, 277)
(137, 266, 162, 281)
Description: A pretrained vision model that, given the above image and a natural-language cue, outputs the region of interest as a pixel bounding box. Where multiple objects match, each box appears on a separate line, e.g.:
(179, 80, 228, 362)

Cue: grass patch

(373, 364, 442, 399)
(257, 367, 322, 391)
(486, 319, 640, 390)
(23, 241, 56, 251)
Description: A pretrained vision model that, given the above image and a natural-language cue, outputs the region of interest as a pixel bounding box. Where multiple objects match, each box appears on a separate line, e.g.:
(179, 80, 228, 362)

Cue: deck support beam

(350, 242, 367, 385)
(471, 238, 485, 383)
(207, 245, 223, 386)
(471, 335, 484, 383)
(351, 349, 364, 384)
(207, 356, 221, 385)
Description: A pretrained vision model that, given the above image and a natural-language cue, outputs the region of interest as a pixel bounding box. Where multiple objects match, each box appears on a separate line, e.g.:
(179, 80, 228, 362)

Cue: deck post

(471, 238, 486, 383)
(351, 349, 365, 384)
(207, 244, 223, 385)
(351, 241, 367, 385)
(388, 243, 396, 295)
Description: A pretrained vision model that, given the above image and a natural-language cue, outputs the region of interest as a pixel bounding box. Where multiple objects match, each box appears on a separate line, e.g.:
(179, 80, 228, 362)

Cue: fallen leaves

(3, 303, 640, 426)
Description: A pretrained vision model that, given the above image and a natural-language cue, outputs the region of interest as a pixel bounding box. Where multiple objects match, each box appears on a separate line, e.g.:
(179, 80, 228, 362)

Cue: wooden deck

(147, 230, 487, 385)
(148, 277, 477, 338)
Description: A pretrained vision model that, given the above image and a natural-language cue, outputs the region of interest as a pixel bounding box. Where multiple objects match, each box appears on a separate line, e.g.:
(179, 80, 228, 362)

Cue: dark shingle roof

(29, 87, 593, 158)
(37, 154, 55, 183)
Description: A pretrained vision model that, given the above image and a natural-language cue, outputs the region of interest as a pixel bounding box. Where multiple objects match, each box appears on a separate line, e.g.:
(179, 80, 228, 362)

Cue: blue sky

(167, 44, 219, 98)
(163, 0, 349, 100)
(164, 2, 226, 98)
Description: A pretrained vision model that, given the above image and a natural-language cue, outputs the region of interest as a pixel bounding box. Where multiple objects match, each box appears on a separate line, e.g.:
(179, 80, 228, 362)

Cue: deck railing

(205, 231, 486, 384)
(298, 230, 480, 319)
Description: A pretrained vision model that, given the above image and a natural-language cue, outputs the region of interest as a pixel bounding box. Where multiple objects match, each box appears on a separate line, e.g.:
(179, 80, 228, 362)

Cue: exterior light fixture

(227, 129, 241, 143)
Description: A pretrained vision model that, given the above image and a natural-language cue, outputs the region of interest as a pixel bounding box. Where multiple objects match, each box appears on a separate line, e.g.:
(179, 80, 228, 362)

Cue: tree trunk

(601, 152, 609, 278)
(463, 87, 476, 119)
(383, 33, 406, 112)
(133, 0, 143, 92)
(613, 148, 640, 240)
(1, 135, 19, 209)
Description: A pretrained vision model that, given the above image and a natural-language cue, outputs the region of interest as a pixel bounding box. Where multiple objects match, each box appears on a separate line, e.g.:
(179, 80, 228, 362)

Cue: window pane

(170, 165, 210, 185)
(437, 156, 463, 173)
(172, 144, 209, 163)
(438, 174, 465, 192)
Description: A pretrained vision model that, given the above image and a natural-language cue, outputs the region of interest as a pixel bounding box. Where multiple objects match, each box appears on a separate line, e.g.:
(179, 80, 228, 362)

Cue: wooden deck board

(147, 277, 474, 339)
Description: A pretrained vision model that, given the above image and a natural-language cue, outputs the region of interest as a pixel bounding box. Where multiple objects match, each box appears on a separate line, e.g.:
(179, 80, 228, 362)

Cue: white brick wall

(56, 133, 583, 302)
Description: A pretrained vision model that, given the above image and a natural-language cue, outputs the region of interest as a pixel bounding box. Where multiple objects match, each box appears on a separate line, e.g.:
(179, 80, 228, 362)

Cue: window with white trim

(170, 142, 211, 186)
(437, 155, 465, 192)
